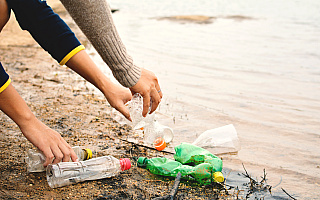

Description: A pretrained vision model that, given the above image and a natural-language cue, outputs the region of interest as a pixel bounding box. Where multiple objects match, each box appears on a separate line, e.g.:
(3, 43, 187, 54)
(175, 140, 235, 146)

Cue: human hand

(19, 117, 78, 167)
(129, 68, 162, 117)
(103, 82, 133, 121)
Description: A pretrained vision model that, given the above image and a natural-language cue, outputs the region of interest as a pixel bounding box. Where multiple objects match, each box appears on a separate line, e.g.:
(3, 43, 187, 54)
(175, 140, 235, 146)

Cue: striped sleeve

(59, 45, 85, 65)
(0, 62, 11, 94)
(7, 0, 83, 65)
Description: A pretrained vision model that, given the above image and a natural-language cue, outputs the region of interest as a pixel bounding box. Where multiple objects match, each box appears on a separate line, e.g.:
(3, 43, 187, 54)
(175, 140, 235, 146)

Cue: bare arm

(60, 0, 162, 117)
(0, 84, 78, 166)
(65, 50, 133, 121)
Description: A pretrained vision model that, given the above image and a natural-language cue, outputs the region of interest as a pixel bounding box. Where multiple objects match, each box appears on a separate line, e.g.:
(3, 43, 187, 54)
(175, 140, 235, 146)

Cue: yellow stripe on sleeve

(0, 78, 11, 94)
(59, 45, 85, 65)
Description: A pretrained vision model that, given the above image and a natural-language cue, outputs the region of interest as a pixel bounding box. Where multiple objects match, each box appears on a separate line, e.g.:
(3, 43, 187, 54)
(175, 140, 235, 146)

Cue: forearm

(66, 50, 133, 121)
(0, 83, 36, 129)
(65, 50, 113, 94)
(60, 0, 141, 88)
(0, 83, 78, 164)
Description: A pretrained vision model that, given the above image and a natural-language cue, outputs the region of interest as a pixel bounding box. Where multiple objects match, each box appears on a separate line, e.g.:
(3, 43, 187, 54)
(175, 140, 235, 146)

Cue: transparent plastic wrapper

(26, 146, 93, 173)
(46, 156, 131, 188)
(192, 124, 241, 154)
(127, 94, 174, 148)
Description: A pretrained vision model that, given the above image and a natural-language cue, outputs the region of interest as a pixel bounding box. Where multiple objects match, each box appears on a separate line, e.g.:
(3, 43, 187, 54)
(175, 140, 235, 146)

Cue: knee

(0, 0, 10, 32)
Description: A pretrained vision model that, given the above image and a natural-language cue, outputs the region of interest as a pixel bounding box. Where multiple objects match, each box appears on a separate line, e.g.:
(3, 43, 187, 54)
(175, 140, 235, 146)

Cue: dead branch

(152, 172, 182, 200)
(281, 188, 297, 200)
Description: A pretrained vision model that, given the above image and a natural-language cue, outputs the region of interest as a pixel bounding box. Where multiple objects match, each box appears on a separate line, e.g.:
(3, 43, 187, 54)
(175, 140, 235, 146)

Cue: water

(90, 0, 320, 198)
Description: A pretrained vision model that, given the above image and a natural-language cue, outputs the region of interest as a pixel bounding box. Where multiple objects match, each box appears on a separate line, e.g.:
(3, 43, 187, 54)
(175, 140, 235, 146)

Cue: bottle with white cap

(46, 155, 131, 188)
(25, 146, 92, 173)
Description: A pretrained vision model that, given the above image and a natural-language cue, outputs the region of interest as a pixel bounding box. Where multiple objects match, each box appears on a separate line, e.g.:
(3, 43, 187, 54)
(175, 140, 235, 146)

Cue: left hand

(103, 82, 133, 121)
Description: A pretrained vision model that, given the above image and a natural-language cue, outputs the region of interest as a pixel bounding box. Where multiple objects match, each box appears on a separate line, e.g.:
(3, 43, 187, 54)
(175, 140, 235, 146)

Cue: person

(0, 0, 162, 167)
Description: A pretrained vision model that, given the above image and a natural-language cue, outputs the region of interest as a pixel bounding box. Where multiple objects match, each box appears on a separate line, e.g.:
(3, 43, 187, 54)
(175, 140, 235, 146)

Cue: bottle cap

(119, 158, 131, 171)
(153, 137, 166, 151)
(137, 157, 147, 167)
(84, 148, 93, 160)
(213, 171, 224, 183)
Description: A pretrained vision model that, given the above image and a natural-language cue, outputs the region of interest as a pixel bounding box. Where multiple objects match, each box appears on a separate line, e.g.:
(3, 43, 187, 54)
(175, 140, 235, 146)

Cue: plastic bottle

(137, 157, 224, 184)
(25, 146, 93, 173)
(46, 156, 131, 188)
(174, 143, 223, 172)
(143, 121, 173, 148)
(192, 124, 240, 154)
(127, 93, 174, 150)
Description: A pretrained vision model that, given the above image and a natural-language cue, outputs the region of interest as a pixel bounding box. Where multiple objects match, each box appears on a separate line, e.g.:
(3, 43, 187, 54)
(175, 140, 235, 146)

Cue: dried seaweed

(241, 163, 272, 199)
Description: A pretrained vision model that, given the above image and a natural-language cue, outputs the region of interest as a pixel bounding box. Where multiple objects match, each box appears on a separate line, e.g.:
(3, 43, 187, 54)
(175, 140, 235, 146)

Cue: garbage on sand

(137, 143, 224, 185)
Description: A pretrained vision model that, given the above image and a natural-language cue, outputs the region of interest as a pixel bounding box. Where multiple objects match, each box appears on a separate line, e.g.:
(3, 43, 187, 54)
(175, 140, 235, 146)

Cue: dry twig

(152, 172, 182, 200)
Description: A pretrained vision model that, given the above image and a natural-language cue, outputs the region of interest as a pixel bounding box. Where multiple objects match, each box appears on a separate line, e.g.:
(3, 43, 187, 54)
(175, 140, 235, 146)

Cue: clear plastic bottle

(127, 94, 174, 149)
(143, 121, 174, 146)
(46, 156, 131, 188)
(25, 146, 93, 173)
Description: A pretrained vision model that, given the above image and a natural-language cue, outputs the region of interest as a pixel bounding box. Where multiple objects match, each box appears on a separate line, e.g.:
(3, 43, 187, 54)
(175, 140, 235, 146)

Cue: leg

(0, 0, 10, 32)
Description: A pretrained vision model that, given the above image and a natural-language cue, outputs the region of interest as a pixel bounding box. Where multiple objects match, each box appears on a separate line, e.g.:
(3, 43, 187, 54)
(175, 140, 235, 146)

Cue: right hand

(19, 117, 78, 167)
(129, 68, 163, 117)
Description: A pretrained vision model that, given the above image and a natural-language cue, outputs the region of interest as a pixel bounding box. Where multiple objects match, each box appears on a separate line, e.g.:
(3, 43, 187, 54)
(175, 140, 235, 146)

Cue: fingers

(117, 104, 132, 122)
(129, 68, 163, 116)
(42, 148, 55, 167)
(61, 138, 78, 162)
(141, 92, 151, 117)
(42, 144, 75, 166)
(149, 88, 161, 114)
(42, 137, 76, 166)
(59, 142, 72, 162)
(157, 86, 163, 99)
(51, 145, 65, 164)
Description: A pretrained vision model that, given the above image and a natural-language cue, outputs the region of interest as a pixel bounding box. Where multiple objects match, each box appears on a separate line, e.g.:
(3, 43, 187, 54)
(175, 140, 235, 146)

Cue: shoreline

(1, 1, 319, 199)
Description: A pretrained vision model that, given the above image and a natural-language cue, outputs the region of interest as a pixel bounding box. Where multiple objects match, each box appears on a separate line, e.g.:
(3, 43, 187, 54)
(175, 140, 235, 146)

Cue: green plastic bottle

(174, 143, 223, 172)
(137, 157, 222, 185)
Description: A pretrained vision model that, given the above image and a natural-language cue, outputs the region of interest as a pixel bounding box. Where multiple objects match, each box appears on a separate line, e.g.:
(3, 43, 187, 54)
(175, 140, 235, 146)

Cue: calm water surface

(91, 0, 320, 198)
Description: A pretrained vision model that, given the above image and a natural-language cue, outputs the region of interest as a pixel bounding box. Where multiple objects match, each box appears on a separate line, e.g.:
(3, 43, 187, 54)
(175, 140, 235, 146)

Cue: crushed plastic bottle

(137, 143, 224, 184)
(26, 146, 93, 173)
(46, 156, 131, 188)
(192, 124, 241, 154)
(174, 143, 223, 172)
(137, 157, 224, 184)
(127, 93, 174, 149)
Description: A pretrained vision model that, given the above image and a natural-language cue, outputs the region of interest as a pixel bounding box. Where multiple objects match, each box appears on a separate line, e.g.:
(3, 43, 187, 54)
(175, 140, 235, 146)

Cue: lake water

(90, 0, 320, 198)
